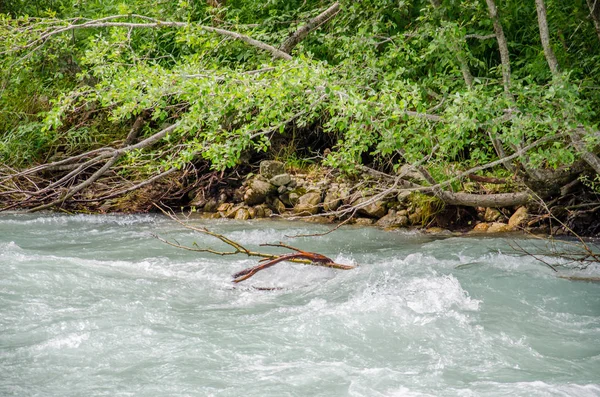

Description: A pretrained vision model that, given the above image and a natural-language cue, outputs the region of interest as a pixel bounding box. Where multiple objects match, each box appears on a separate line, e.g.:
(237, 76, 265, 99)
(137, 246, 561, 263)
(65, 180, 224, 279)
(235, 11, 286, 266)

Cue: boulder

(260, 160, 285, 179)
(268, 198, 286, 214)
(487, 222, 512, 233)
(355, 217, 376, 226)
(508, 206, 528, 229)
(376, 210, 409, 228)
(323, 190, 342, 212)
(352, 196, 388, 218)
(270, 173, 292, 187)
(472, 222, 491, 232)
(484, 208, 502, 222)
(203, 198, 219, 213)
(293, 191, 322, 215)
(244, 179, 274, 205)
(234, 208, 250, 220)
(398, 164, 426, 182)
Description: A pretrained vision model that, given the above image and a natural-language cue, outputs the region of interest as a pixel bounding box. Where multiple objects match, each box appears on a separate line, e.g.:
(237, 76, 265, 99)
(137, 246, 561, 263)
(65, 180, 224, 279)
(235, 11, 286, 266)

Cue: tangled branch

(154, 205, 355, 284)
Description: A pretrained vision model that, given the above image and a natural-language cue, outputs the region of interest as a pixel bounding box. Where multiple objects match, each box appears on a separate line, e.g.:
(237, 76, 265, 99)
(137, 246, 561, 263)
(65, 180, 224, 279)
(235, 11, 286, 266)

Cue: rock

(293, 191, 322, 215)
(264, 207, 274, 217)
(484, 208, 502, 222)
(376, 210, 409, 228)
(225, 204, 243, 218)
(288, 192, 300, 206)
(247, 207, 256, 219)
(354, 217, 376, 226)
(397, 209, 408, 217)
(234, 208, 250, 220)
(487, 222, 512, 233)
(397, 190, 412, 204)
(259, 160, 285, 179)
(217, 203, 233, 212)
(352, 196, 388, 218)
(425, 227, 452, 235)
(408, 211, 422, 226)
(203, 198, 219, 212)
(277, 185, 287, 194)
(508, 206, 528, 229)
(253, 205, 266, 218)
(472, 222, 490, 232)
(244, 179, 274, 205)
(398, 164, 426, 182)
(269, 198, 286, 214)
(323, 190, 342, 212)
(270, 173, 292, 187)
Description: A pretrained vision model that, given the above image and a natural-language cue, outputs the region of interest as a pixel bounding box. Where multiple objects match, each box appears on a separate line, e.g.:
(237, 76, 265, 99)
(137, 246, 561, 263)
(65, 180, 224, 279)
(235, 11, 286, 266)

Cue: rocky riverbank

(186, 160, 537, 235)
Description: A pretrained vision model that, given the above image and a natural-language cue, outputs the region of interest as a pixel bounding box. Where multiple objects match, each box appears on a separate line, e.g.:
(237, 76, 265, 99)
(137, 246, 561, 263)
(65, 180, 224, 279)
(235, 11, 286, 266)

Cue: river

(1, 213, 599, 396)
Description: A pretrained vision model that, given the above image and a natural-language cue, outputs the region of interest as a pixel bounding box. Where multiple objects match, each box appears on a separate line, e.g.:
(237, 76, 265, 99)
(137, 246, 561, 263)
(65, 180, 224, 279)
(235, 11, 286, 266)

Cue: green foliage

(0, 0, 599, 184)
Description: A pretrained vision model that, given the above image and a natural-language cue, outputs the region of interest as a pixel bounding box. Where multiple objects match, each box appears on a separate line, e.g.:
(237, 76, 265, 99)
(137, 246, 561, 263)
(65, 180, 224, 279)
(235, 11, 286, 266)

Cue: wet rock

(253, 205, 266, 218)
(472, 222, 490, 232)
(293, 191, 322, 215)
(234, 208, 250, 220)
(352, 196, 387, 218)
(376, 210, 409, 228)
(260, 160, 285, 179)
(487, 222, 512, 233)
(484, 208, 502, 222)
(225, 204, 243, 218)
(270, 173, 292, 187)
(354, 217, 376, 226)
(508, 206, 528, 229)
(247, 207, 256, 219)
(425, 227, 452, 235)
(217, 203, 233, 212)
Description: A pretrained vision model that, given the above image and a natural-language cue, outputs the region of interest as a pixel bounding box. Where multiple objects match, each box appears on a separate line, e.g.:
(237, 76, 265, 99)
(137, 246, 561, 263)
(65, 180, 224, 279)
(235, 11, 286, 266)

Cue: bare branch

(280, 2, 341, 54)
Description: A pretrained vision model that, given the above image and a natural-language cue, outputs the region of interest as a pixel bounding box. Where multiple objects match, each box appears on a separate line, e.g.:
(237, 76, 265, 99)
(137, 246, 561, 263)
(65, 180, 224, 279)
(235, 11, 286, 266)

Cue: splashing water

(1, 213, 599, 396)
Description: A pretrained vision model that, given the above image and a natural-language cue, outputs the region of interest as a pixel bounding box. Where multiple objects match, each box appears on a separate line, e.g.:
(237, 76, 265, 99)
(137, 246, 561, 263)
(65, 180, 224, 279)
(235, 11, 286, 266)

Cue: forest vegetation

(0, 0, 599, 234)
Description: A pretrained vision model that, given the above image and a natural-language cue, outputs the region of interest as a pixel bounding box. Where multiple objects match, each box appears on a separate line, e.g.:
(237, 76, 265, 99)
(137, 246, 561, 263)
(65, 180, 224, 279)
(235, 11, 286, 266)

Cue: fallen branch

(154, 205, 356, 284)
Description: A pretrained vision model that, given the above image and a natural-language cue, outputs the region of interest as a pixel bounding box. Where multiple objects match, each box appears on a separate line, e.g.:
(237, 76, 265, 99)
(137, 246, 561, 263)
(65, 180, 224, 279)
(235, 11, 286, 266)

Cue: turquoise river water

(1, 213, 599, 396)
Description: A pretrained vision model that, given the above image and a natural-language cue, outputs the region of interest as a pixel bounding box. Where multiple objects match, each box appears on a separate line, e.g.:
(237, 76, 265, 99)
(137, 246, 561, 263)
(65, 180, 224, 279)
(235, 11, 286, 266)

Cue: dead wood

(154, 205, 356, 284)
(279, 2, 341, 54)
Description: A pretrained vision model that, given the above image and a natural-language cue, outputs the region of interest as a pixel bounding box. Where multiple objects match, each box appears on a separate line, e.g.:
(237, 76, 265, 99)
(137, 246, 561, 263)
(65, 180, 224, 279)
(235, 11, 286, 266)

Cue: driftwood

(154, 205, 355, 284)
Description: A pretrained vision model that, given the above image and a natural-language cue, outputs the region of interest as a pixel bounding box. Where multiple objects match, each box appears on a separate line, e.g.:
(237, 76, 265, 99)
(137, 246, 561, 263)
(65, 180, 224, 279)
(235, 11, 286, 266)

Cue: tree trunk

(484, 0, 512, 94)
(586, 0, 600, 43)
(535, 0, 560, 76)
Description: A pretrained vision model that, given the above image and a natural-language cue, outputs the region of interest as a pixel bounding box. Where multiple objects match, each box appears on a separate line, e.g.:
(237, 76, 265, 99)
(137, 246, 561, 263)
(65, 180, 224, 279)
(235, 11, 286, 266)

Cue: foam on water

(1, 213, 599, 396)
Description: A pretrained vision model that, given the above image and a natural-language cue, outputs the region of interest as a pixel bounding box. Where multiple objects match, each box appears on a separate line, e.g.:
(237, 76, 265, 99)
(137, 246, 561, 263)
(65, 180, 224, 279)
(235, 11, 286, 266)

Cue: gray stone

(398, 164, 426, 182)
(352, 196, 388, 218)
(323, 190, 342, 212)
(293, 191, 322, 215)
(270, 173, 292, 187)
(203, 198, 218, 212)
(376, 210, 409, 228)
(355, 217, 376, 226)
(244, 179, 274, 205)
(268, 198, 286, 214)
(260, 160, 285, 179)
(277, 185, 288, 194)
(397, 190, 412, 204)
(288, 192, 300, 206)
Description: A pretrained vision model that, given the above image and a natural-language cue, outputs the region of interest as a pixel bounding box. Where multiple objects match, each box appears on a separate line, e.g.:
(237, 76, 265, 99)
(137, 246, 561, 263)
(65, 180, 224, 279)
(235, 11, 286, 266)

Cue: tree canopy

(1, 0, 599, 211)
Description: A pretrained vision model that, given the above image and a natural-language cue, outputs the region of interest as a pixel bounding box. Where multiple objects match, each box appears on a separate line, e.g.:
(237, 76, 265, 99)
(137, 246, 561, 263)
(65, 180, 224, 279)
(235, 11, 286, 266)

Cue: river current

(1, 213, 599, 396)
